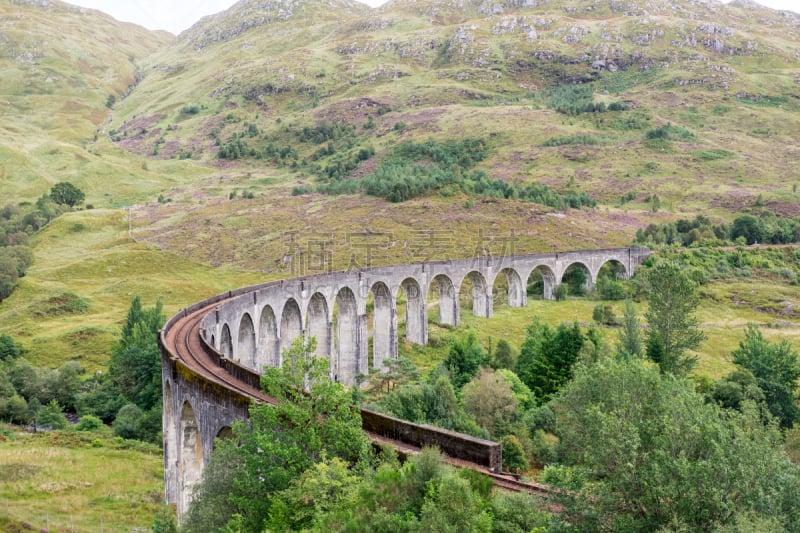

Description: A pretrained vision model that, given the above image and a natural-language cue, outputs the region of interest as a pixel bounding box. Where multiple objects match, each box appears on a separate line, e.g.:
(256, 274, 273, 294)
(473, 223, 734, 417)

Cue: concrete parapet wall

(361, 408, 502, 472)
(161, 247, 650, 518)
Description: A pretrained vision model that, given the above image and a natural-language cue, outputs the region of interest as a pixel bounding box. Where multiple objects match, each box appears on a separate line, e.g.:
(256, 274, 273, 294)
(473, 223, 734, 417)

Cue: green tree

(49, 182, 85, 207)
(490, 491, 549, 533)
(109, 296, 165, 411)
(712, 368, 765, 411)
(552, 359, 800, 531)
(151, 504, 178, 533)
(515, 319, 584, 402)
(645, 261, 705, 375)
(562, 266, 588, 296)
(553, 283, 568, 301)
(443, 332, 486, 388)
(491, 338, 515, 370)
(0, 334, 20, 360)
(0, 254, 19, 301)
(496, 368, 536, 411)
(418, 472, 492, 532)
(112, 403, 143, 439)
(500, 434, 528, 473)
(732, 324, 800, 428)
(75, 372, 127, 423)
(75, 414, 104, 431)
(731, 214, 764, 245)
(182, 443, 242, 533)
(617, 299, 642, 359)
(592, 303, 617, 326)
(189, 336, 370, 532)
(40, 360, 83, 411)
(2, 395, 29, 424)
(377, 372, 480, 435)
(461, 369, 519, 434)
(0, 245, 33, 277)
(267, 457, 360, 531)
(36, 399, 68, 430)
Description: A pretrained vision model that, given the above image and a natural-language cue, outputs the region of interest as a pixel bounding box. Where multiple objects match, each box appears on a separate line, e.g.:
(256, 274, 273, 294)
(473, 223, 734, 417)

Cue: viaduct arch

(161, 247, 650, 517)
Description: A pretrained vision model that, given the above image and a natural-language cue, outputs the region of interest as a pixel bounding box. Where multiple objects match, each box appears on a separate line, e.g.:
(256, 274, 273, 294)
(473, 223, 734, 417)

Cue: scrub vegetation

(1, 0, 799, 529)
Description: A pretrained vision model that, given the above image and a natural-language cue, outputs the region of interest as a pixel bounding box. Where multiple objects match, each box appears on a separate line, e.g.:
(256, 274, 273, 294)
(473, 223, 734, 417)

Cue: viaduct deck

(161, 248, 650, 516)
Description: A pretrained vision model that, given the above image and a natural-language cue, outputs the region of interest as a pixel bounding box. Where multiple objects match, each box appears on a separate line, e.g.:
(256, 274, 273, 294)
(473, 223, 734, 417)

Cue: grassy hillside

(97, 0, 800, 268)
(0, 208, 264, 369)
(0, 0, 177, 204)
(0, 0, 797, 373)
(0, 428, 163, 532)
(0, 0, 797, 527)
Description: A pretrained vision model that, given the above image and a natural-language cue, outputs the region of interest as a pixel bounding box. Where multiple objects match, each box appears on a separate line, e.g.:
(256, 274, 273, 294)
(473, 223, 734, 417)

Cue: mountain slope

(0, 0, 175, 202)
(98, 0, 800, 271)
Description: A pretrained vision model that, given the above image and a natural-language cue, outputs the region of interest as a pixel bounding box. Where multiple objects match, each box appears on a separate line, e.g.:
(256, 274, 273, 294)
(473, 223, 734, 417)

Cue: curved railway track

(165, 304, 275, 404)
(162, 299, 556, 500)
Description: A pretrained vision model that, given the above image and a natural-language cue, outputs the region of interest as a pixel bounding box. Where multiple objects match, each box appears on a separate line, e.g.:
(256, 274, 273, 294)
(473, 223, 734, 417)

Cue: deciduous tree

(732, 324, 800, 428)
(552, 359, 800, 531)
(616, 299, 642, 359)
(49, 181, 85, 207)
(645, 261, 705, 375)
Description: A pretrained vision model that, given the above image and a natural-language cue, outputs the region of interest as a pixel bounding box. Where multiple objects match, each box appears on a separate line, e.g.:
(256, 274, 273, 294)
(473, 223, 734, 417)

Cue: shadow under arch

(219, 324, 232, 358)
(561, 261, 593, 296)
(280, 298, 303, 360)
(526, 264, 557, 300)
(492, 267, 525, 308)
(215, 426, 235, 447)
(399, 277, 426, 345)
(459, 271, 491, 318)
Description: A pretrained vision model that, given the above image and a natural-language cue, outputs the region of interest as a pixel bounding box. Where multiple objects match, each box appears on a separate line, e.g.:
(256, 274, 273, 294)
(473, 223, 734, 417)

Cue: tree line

(0, 182, 85, 302)
(0, 296, 164, 442)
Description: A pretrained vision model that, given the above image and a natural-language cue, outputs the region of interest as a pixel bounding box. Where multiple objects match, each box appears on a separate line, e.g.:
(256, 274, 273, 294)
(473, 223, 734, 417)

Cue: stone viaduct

(160, 247, 650, 517)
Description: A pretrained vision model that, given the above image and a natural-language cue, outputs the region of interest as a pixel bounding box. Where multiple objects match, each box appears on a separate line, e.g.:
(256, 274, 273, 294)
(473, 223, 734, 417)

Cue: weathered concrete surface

(162, 247, 650, 517)
(199, 247, 649, 383)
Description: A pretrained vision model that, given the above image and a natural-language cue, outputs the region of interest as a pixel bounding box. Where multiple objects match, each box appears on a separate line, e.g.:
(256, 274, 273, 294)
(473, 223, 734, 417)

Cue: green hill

(0, 0, 798, 369)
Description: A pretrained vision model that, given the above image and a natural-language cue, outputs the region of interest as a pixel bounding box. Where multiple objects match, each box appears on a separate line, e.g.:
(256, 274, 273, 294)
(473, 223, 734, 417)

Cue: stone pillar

(372, 303, 392, 371)
(405, 286, 427, 345)
(390, 307, 398, 360)
(473, 282, 492, 318)
(357, 314, 369, 380)
(437, 277, 459, 326)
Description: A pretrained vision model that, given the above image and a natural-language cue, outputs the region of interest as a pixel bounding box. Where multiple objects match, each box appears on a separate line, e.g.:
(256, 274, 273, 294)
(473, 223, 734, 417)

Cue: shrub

(0, 334, 20, 360)
(553, 283, 568, 301)
(36, 399, 68, 430)
(500, 434, 529, 473)
(692, 149, 734, 161)
(541, 134, 599, 147)
(112, 403, 143, 439)
(76, 414, 104, 432)
(180, 105, 201, 115)
(530, 429, 557, 467)
(592, 304, 618, 326)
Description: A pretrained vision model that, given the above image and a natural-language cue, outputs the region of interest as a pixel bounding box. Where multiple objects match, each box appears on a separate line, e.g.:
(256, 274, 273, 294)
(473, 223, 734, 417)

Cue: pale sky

(66, 0, 799, 35)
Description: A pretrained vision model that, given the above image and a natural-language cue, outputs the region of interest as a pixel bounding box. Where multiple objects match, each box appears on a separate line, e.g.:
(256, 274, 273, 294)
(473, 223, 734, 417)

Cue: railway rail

(161, 295, 556, 500)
